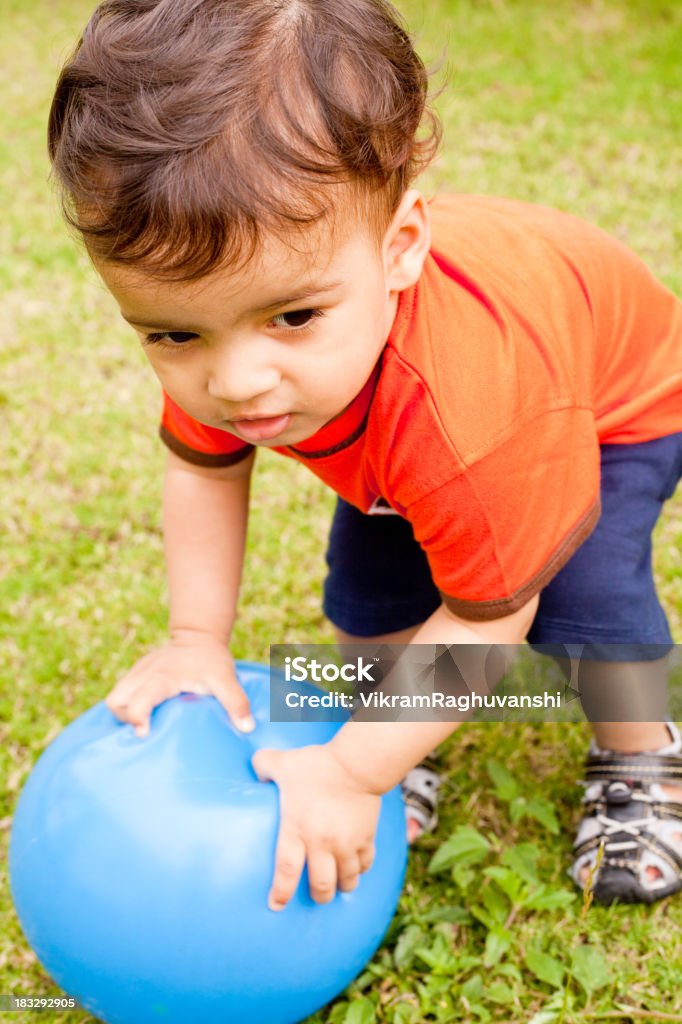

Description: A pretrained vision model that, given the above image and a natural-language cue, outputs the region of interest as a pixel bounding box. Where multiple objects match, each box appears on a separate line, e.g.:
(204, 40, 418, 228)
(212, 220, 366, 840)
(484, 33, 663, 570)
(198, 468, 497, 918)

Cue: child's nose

(207, 350, 281, 404)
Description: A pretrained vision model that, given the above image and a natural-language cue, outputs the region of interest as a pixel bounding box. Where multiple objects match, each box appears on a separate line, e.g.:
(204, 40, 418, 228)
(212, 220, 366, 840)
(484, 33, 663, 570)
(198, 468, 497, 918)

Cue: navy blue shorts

(322, 432, 682, 661)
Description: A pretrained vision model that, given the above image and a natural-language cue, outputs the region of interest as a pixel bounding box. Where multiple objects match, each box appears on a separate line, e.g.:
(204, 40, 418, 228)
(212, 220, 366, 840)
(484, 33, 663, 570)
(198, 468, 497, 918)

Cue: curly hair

(48, 0, 441, 280)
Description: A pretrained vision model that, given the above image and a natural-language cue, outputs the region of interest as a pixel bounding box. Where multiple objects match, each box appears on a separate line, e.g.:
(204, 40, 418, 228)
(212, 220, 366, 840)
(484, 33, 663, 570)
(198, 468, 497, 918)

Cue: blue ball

(10, 662, 407, 1024)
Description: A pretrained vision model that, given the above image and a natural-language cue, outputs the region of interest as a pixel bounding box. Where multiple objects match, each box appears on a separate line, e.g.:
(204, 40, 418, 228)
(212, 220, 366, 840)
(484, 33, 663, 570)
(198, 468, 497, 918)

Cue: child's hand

(251, 744, 381, 911)
(105, 630, 254, 738)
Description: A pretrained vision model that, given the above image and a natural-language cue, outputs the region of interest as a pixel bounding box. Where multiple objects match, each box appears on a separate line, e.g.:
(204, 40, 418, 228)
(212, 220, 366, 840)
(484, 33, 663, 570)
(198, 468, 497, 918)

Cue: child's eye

(143, 331, 198, 348)
(270, 309, 324, 331)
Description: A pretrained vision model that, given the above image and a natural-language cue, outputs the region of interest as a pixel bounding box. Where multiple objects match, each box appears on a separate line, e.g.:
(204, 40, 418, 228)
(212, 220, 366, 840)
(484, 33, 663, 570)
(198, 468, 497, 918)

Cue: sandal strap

(402, 786, 436, 819)
(575, 828, 682, 872)
(582, 798, 682, 821)
(401, 764, 441, 833)
(585, 752, 682, 787)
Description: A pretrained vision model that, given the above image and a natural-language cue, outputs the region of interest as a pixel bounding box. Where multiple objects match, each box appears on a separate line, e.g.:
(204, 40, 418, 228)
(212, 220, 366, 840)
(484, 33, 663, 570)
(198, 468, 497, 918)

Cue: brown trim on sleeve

(159, 425, 254, 467)
(439, 497, 602, 622)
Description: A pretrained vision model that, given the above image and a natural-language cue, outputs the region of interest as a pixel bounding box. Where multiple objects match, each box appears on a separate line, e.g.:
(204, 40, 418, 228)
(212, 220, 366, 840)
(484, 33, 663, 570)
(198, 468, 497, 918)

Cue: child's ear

(384, 190, 431, 292)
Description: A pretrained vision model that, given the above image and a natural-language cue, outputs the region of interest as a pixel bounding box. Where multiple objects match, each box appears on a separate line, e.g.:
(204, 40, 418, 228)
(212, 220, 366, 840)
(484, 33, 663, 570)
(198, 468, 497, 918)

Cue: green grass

(2, 0, 682, 1021)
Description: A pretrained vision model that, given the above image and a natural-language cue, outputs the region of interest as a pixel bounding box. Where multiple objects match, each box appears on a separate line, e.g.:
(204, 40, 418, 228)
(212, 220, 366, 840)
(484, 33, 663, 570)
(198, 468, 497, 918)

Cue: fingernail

(268, 898, 284, 912)
(135, 726, 149, 739)
(236, 715, 256, 733)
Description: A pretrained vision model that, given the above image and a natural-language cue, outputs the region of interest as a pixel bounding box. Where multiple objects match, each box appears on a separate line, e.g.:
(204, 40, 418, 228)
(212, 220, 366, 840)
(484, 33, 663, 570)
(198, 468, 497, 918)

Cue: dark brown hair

(48, 0, 441, 281)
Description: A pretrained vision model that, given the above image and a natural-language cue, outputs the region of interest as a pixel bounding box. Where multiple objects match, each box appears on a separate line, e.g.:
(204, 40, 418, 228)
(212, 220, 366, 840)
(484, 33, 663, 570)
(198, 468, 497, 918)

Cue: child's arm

(330, 595, 539, 789)
(252, 594, 538, 910)
(105, 448, 256, 736)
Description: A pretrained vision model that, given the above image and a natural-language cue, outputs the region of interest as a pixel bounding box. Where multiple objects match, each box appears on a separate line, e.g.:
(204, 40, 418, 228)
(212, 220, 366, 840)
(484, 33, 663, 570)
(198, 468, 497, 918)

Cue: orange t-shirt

(160, 195, 682, 620)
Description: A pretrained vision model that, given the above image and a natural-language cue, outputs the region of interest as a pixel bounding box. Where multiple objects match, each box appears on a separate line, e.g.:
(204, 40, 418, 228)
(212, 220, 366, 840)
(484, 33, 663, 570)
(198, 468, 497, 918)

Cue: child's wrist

(169, 624, 231, 646)
(327, 734, 396, 797)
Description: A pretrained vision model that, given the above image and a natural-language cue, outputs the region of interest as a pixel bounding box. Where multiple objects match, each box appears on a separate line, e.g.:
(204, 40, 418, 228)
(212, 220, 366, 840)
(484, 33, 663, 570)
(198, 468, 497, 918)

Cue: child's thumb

(251, 748, 281, 783)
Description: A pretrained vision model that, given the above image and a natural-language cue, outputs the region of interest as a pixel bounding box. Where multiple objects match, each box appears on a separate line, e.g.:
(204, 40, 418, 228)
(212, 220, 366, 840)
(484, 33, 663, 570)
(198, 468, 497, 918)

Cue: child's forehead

(97, 210, 381, 315)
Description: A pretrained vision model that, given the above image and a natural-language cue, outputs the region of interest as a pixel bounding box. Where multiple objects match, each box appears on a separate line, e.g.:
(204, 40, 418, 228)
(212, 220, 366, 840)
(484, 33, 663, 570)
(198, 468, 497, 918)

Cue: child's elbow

(442, 591, 540, 643)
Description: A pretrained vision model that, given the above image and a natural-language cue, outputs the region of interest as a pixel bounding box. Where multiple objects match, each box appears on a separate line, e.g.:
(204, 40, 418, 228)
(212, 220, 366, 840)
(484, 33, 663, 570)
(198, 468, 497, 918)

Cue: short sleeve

(406, 407, 601, 620)
(159, 391, 254, 467)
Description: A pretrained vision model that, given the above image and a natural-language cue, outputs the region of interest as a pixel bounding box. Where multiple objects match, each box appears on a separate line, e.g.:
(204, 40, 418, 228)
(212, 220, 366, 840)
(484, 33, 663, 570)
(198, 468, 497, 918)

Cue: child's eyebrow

(121, 278, 344, 331)
(250, 278, 344, 314)
(122, 314, 205, 331)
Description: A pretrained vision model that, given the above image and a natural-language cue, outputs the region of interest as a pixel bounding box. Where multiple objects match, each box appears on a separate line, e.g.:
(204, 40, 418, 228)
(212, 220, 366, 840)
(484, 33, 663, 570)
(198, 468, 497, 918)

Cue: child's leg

(575, 715, 682, 901)
(323, 497, 441, 640)
(552, 655, 679, 897)
(589, 720, 682, 888)
(529, 432, 682, 903)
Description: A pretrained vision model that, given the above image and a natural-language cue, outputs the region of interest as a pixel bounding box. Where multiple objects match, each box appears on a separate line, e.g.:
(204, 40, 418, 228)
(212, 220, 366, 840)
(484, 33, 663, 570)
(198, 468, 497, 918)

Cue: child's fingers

(120, 683, 166, 738)
(267, 829, 306, 912)
(337, 853, 361, 893)
(358, 842, 375, 875)
(109, 674, 174, 736)
(306, 849, 338, 905)
(104, 643, 254, 738)
(104, 695, 150, 736)
(105, 650, 161, 715)
(209, 672, 255, 733)
(105, 674, 146, 722)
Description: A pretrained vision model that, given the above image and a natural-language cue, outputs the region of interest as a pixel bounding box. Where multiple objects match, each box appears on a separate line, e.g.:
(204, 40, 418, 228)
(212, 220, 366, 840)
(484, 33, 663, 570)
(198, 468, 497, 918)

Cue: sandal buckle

(605, 781, 633, 804)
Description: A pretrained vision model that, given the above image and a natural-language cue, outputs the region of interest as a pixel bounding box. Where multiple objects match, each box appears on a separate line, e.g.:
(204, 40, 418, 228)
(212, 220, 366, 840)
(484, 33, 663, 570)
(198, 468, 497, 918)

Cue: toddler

(48, 0, 682, 909)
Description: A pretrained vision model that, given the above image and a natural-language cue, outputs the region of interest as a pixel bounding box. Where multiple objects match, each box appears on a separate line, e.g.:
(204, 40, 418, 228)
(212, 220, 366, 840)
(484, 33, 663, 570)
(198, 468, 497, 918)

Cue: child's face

(95, 192, 430, 447)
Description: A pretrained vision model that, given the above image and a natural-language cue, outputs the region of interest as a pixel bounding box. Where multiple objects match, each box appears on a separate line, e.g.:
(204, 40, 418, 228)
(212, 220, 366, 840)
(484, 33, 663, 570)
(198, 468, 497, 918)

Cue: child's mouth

(229, 414, 292, 441)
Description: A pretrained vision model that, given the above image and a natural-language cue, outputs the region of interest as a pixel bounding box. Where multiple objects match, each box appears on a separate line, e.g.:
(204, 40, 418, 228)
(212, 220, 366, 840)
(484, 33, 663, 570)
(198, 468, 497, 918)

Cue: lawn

(1, 0, 682, 1021)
